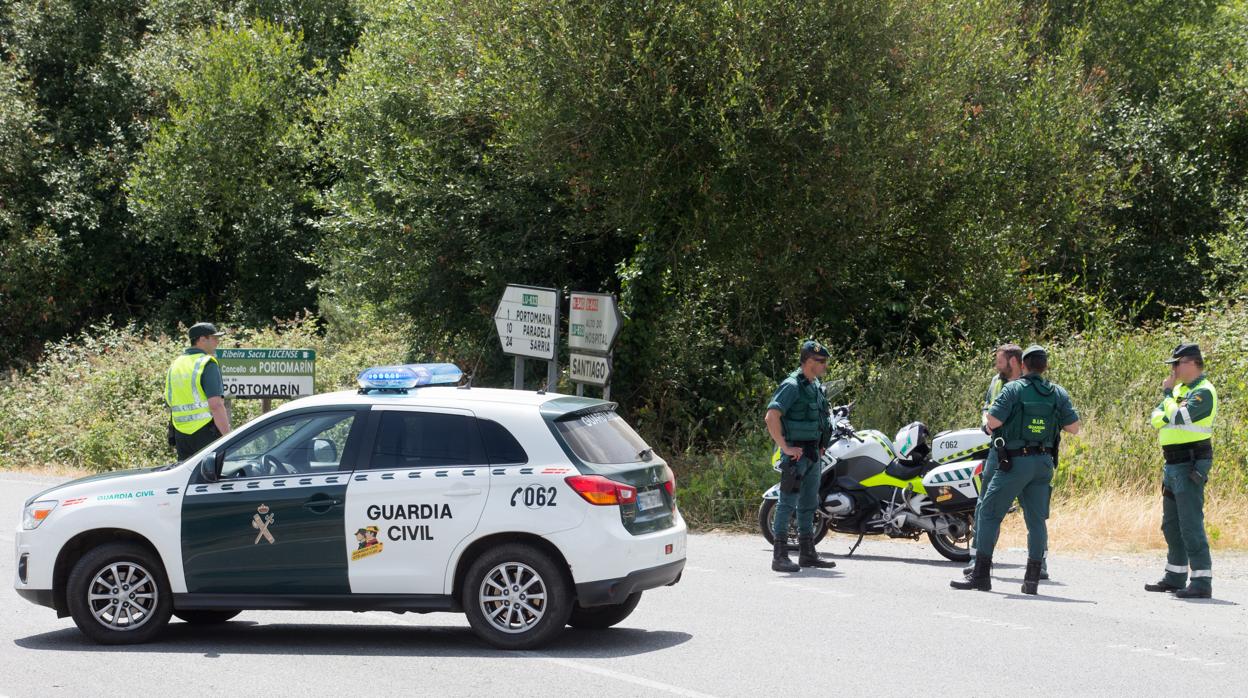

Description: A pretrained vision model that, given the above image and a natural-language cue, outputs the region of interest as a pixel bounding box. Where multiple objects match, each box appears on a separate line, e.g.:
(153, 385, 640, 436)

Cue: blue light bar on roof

(357, 363, 463, 392)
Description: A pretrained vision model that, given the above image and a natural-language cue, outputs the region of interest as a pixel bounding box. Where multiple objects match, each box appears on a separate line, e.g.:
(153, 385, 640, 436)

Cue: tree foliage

(2, 0, 1248, 447)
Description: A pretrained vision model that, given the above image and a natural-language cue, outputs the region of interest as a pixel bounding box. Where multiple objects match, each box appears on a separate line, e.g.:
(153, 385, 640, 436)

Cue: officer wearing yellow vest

(166, 322, 231, 460)
(1145, 343, 1216, 599)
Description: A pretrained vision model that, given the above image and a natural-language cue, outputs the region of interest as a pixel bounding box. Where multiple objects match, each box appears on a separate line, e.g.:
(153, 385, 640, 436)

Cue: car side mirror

(312, 438, 338, 463)
(199, 451, 222, 483)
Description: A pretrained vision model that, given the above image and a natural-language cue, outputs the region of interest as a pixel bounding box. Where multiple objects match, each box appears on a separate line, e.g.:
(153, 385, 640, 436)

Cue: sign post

(494, 284, 559, 391)
(217, 348, 316, 413)
(568, 292, 622, 399)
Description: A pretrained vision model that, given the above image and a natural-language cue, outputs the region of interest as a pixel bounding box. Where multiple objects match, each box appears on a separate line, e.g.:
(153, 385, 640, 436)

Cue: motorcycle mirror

(823, 379, 846, 400)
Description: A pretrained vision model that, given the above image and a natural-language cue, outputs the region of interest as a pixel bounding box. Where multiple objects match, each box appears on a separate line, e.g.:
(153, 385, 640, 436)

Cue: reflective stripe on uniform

(1165, 564, 1188, 574)
(1190, 569, 1213, 578)
(1163, 423, 1213, 434)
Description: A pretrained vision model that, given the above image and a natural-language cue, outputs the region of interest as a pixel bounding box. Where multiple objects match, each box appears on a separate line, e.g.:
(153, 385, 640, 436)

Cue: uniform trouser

(970, 451, 1049, 569)
(174, 422, 221, 461)
(1161, 457, 1213, 590)
(772, 447, 821, 538)
(974, 454, 1053, 560)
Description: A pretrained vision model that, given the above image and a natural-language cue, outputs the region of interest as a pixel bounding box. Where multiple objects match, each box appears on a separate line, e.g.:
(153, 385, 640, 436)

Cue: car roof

(269, 386, 612, 416)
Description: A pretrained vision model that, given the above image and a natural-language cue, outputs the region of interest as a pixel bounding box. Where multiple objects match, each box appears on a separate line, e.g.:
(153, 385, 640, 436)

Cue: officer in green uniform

(965, 343, 1024, 576)
(764, 340, 836, 572)
(165, 322, 232, 460)
(1145, 343, 1216, 599)
(953, 345, 1080, 594)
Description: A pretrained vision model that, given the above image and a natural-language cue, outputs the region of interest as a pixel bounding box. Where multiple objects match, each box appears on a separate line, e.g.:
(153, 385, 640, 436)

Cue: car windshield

(554, 410, 652, 464)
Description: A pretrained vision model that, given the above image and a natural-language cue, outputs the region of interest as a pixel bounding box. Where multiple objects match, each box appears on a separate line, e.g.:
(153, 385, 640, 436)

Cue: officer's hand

(1162, 371, 1177, 392)
(782, 445, 804, 459)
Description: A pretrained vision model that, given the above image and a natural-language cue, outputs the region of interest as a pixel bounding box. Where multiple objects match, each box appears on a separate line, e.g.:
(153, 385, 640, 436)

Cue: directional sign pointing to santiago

(494, 284, 558, 360)
(568, 292, 622, 355)
(569, 352, 612, 387)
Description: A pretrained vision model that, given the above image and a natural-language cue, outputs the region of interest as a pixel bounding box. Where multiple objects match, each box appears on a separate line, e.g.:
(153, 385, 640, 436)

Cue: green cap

(1021, 344, 1047, 360)
(1164, 343, 1202, 365)
(188, 322, 226, 344)
(800, 340, 830, 360)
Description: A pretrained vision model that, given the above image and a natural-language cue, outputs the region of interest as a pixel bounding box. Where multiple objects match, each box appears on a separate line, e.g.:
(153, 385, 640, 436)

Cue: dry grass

(996, 489, 1248, 553)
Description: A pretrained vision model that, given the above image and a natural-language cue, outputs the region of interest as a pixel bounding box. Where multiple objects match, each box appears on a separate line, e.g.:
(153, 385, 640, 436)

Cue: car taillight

(662, 465, 675, 497)
(566, 475, 637, 506)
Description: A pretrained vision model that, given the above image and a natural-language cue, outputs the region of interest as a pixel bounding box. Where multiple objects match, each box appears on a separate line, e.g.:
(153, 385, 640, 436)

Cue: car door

(345, 406, 490, 595)
(181, 408, 364, 595)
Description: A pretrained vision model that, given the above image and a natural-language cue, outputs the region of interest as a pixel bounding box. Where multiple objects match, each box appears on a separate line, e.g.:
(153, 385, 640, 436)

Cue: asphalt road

(3, 474, 1245, 697)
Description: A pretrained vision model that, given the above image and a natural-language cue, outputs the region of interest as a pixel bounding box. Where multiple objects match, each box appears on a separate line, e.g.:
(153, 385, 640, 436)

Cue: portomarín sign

(217, 348, 316, 399)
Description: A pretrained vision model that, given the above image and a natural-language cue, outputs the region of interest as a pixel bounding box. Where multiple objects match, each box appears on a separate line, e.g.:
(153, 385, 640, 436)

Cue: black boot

(771, 537, 799, 573)
(798, 535, 835, 568)
(962, 557, 976, 576)
(1144, 580, 1182, 593)
(1174, 585, 1211, 599)
(1021, 558, 1042, 595)
(951, 556, 992, 591)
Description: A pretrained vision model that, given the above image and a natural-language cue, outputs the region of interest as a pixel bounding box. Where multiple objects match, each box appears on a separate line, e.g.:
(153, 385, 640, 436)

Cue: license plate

(637, 489, 665, 511)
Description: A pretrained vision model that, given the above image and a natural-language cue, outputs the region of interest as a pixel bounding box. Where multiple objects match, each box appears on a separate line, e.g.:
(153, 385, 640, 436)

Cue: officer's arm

(208, 396, 231, 436)
(981, 381, 994, 427)
(1056, 389, 1081, 434)
(1177, 387, 1214, 424)
(765, 409, 788, 452)
(985, 385, 1015, 432)
(1150, 394, 1182, 430)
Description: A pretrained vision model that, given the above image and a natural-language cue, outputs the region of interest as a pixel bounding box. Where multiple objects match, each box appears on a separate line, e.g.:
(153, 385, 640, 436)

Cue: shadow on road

(831, 552, 1023, 571)
(999, 593, 1096, 604)
(13, 621, 694, 659)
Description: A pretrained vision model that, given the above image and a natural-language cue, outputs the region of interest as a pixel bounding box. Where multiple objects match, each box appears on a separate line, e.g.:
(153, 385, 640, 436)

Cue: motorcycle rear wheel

(927, 513, 973, 562)
(757, 499, 830, 549)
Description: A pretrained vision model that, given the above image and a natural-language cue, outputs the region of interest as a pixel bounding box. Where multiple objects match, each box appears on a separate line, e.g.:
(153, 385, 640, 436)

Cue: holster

(994, 438, 1013, 473)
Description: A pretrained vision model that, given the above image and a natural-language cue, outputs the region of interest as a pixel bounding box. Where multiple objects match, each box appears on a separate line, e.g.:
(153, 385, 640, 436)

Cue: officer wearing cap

(1145, 343, 1217, 599)
(764, 340, 836, 572)
(953, 345, 1080, 594)
(165, 322, 231, 460)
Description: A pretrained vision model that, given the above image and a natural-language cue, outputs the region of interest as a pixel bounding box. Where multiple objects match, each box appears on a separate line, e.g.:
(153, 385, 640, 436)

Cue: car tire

(172, 609, 241, 625)
(66, 543, 173, 645)
(567, 592, 642, 630)
(463, 543, 573, 650)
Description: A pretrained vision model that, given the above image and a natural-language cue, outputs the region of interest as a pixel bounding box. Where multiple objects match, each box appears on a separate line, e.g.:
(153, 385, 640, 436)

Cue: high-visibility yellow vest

(1150, 377, 1216, 446)
(165, 353, 218, 435)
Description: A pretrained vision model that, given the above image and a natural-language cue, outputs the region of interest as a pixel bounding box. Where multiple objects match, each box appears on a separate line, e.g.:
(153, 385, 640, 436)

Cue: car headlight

(21, 500, 58, 530)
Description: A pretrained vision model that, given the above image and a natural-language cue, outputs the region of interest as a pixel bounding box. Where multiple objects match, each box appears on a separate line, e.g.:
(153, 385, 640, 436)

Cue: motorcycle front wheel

(927, 513, 974, 562)
(757, 499, 830, 550)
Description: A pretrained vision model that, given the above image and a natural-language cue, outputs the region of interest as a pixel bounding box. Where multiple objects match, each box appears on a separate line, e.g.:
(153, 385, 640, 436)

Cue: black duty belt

(1006, 447, 1053, 458)
(1162, 442, 1213, 464)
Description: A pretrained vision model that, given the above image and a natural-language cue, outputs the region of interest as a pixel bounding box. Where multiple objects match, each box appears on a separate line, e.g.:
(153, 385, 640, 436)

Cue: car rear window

(554, 410, 651, 464)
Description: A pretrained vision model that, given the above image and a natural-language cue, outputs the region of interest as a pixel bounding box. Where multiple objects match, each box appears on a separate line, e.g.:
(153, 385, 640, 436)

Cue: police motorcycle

(758, 395, 991, 562)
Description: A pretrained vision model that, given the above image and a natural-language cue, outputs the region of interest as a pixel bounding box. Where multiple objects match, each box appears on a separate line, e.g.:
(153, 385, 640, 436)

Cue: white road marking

(933, 611, 1031, 631)
(1106, 644, 1224, 668)
(535, 655, 721, 698)
(769, 580, 855, 598)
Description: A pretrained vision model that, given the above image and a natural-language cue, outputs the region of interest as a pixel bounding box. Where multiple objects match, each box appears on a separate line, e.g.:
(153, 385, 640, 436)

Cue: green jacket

(988, 373, 1079, 449)
(768, 368, 830, 444)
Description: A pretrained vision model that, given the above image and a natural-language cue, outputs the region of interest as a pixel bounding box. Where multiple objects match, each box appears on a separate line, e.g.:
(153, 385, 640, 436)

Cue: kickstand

(846, 532, 865, 557)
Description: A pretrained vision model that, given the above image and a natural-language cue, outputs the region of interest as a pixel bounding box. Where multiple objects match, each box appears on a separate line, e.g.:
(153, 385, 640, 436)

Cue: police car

(13, 364, 686, 649)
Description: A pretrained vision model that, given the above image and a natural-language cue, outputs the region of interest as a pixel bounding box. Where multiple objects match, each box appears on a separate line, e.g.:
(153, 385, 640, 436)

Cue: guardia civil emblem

(252, 504, 275, 544)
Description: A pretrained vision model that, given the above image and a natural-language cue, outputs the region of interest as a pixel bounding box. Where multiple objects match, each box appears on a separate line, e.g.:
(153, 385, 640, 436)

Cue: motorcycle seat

(885, 459, 930, 481)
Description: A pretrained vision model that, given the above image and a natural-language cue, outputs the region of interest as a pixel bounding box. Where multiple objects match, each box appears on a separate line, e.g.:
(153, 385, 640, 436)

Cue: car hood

(24, 465, 174, 507)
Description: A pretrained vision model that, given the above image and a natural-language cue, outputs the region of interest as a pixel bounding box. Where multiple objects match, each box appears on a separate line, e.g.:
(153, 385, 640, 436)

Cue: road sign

(569, 353, 612, 387)
(218, 348, 316, 399)
(568, 292, 622, 355)
(495, 284, 559, 361)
